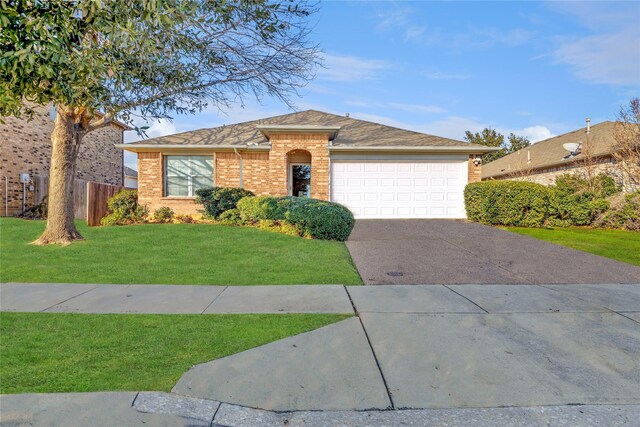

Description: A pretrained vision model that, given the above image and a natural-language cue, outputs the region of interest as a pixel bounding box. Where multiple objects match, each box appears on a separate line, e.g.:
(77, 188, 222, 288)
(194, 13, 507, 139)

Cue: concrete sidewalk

(173, 284, 640, 412)
(0, 283, 354, 314)
(2, 283, 639, 425)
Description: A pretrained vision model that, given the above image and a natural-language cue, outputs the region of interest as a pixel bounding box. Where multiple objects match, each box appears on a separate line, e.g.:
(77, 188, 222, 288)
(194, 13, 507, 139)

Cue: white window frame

(164, 155, 213, 197)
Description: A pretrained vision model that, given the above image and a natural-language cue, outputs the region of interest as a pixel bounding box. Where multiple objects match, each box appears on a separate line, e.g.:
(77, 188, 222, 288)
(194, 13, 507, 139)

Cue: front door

(289, 163, 311, 197)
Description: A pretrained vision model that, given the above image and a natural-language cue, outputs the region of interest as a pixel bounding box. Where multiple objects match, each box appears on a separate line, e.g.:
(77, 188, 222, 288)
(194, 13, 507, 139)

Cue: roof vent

(586, 117, 591, 134)
(345, 113, 349, 118)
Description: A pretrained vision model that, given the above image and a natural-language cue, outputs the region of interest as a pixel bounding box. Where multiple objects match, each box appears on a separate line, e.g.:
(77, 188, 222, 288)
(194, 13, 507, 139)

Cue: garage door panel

(331, 161, 467, 219)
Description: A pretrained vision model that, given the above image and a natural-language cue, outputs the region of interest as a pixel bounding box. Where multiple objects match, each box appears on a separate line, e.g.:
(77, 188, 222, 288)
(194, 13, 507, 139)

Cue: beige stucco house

(118, 110, 495, 219)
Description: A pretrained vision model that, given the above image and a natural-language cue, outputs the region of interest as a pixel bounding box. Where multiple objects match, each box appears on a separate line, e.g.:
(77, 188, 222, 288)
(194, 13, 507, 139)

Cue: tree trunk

(33, 106, 85, 245)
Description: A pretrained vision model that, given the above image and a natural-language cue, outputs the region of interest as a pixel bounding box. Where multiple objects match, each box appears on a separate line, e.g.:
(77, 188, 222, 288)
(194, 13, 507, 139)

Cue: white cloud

(514, 126, 555, 143)
(388, 102, 446, 114)
(547, 1, 640, 87)
(554, 28, 640, 86)
(345, 99, 446, 115)
(317, 54, 392, 82)
(376, 7, 412, 30)
(422, 70, 470, 80)
(404, 26, 426, 41)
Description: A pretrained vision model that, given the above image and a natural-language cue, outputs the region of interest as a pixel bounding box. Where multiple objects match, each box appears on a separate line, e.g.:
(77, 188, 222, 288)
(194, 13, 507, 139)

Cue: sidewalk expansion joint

(344, 286, 395, 410)
(40, 285, 100, 312)
(201, 286, 228, 314)
(443, 284, 489, 314)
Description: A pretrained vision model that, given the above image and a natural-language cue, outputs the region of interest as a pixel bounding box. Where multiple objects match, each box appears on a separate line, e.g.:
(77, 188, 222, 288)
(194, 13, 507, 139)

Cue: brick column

(468, 155, 482, 183)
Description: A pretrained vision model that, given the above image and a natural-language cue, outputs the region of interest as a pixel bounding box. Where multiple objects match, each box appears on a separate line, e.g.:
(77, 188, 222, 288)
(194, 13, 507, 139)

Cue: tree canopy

(464, 128, 530, 163)
(0, 0, 320, 128)
(0, 0, 320, 245)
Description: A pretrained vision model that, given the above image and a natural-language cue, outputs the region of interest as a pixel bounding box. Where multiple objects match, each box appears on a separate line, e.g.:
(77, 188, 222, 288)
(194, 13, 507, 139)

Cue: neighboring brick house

(482, 121, 637, 192)
(1, 104, 130, 216)
(118, 110, 494, 219)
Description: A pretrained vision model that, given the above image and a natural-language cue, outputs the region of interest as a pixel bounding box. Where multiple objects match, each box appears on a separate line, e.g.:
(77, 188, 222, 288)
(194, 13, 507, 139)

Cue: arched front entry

(286, 149, 312, 197)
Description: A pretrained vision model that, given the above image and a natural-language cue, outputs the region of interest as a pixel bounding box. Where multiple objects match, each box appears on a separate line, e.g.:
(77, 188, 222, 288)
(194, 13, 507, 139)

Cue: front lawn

(0, 312, 350, 393)
(505, 226, 640, 266)
(0, 218, 362, 285)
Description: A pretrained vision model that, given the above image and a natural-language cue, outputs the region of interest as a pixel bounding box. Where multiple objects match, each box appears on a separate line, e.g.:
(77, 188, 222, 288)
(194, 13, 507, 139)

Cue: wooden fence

(34, 176, 126, 226)
(86, 181, 125, 226)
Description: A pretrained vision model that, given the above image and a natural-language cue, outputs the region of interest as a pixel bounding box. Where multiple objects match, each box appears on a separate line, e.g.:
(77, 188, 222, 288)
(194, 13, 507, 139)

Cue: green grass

(0, 312, 350, 394)
(504, 226, 640, 266)
(0, 218, 362, 285)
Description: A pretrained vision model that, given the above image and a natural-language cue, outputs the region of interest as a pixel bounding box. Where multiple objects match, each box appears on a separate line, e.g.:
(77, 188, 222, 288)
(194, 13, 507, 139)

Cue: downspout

(233, 148, 243, 188)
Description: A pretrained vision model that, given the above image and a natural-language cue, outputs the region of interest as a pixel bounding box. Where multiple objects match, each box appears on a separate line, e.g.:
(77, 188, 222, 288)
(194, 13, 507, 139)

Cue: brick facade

(468, 155, 482, 183)
(1, 105, 125, 216)
(267, 133, 330, 200)
(136, 133, 331, 216)
(135, 136, 485, 217)
(214, 152, 271, 194)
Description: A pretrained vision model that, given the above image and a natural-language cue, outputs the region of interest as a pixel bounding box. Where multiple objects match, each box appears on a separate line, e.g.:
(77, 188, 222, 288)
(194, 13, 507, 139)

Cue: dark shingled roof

(123, 166, 137, 177)
(125, 110, 487, 149)
(482, 121, 621, 179)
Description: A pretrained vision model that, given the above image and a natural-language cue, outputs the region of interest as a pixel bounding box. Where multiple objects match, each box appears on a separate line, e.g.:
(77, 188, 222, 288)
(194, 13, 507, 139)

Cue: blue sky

(124, 1, 640, 168)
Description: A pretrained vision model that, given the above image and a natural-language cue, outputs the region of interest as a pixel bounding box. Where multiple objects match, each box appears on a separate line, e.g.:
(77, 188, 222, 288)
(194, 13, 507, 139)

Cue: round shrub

(101, 189, 148, 226)
(153, 206, 174, 223)
(283, 197, 355, 241)
(218, 208, 244, 225)
(464, 181, 551, 227)
(195, 187, 254, 218)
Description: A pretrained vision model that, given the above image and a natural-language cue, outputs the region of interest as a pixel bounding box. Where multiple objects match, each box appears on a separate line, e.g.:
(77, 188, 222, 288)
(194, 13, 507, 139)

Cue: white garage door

(330, 161, 468, 219)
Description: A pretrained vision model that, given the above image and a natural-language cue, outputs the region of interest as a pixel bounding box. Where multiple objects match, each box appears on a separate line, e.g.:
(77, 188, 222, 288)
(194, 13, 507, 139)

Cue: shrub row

(464, 174, 636, 229)
(190, 186, 355, 240)
(236, 195, 355, 241)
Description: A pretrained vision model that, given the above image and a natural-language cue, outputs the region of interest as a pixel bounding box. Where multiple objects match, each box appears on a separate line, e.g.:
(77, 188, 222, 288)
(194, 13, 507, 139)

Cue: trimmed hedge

(237, 196, 355, 241)
(464, 181, 551, 227)
(195, 187, 254, 218)
(465, 174, 627, 229)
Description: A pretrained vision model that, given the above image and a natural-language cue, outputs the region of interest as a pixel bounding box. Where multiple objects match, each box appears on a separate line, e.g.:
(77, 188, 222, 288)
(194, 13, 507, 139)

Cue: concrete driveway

(347, 219, 640, 285)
